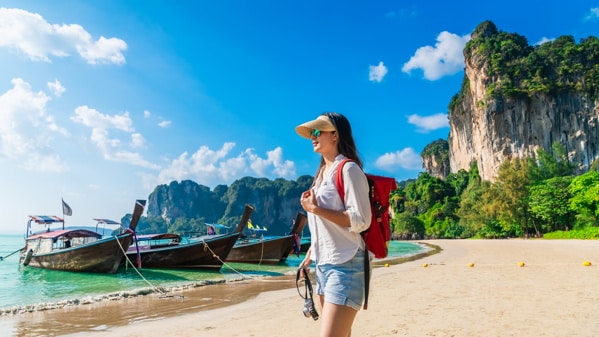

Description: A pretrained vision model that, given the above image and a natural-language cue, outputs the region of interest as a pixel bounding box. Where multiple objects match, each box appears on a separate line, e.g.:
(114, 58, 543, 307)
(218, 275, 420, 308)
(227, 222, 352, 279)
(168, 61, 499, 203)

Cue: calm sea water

(0, 234, 426, 311)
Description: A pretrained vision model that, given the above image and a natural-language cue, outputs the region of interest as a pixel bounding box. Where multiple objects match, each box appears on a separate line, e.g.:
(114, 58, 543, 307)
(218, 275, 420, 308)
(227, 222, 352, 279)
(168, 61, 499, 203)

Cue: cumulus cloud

(71, 106, 133, 131)
(375, 148, 422, 172)
(402, 31, 470, 80)
(47, 79, 65, 97)
(0, 7, 127, 64)
(407, 113, 449, 133)
(130, 133, 146, 148)
(152, 143, 296, 188)
(71, 106, 158, 169)
(158, 120, 172, 128)
(369, 61, 388, 83)
(584, 8, 599, 21)
(0, 78, 69, 171)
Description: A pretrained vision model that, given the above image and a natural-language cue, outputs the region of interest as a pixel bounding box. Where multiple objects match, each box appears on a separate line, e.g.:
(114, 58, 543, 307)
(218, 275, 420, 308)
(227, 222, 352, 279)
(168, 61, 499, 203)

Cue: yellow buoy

(384, 263, 390, 267)
(468, 262, 475, 267)
(422, 263, 429, 268)
(583, 261, 592, 267)
(518, 261, 525, 267)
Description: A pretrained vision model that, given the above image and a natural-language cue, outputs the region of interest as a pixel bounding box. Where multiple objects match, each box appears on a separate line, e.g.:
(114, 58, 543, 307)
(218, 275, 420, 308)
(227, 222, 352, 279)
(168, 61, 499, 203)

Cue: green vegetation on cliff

(450, 20, 599, 113)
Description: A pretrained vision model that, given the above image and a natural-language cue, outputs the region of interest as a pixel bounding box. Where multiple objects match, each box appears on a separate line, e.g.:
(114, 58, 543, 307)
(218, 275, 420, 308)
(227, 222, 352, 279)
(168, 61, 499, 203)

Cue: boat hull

(21, 233, 133, 273)
(126, 233, 240, 270)
(225, 235, 296, 264)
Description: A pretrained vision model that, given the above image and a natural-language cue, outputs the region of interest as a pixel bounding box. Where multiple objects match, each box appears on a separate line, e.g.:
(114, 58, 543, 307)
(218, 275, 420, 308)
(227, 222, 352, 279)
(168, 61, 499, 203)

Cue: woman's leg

(319, 300, 357, 337)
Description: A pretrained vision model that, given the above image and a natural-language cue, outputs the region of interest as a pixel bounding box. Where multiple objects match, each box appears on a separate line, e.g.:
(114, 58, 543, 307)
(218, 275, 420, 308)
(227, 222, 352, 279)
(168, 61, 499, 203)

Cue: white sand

(62, 239, 599, 336)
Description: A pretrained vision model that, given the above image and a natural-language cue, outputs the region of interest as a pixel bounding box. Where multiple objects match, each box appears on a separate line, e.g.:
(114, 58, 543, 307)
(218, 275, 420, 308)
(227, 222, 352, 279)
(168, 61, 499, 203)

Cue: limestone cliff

(421, 139, 451, 179)
(145, 177, 312, 236)
(446, 21, 599, 182)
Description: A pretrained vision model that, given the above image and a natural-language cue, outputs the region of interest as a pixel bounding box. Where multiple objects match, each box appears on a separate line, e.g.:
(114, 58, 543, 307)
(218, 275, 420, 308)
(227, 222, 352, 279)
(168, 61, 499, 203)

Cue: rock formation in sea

(143, 177, 312, 236)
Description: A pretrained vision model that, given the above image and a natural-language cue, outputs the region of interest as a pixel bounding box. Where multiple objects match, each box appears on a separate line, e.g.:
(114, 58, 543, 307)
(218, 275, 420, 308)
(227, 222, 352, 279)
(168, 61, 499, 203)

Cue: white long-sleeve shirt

(308, 154, 372, 265)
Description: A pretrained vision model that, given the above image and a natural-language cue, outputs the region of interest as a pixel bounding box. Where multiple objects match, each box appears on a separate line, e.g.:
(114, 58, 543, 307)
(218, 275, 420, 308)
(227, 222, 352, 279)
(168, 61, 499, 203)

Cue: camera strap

(296, 268, 314, 300)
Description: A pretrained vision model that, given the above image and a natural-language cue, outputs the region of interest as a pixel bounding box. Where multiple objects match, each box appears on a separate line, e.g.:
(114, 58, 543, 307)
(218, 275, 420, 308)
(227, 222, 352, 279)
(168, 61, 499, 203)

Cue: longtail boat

(225, 212, 307, 264)
(125, 204, 254, 270)
(19, 199, 146, 273)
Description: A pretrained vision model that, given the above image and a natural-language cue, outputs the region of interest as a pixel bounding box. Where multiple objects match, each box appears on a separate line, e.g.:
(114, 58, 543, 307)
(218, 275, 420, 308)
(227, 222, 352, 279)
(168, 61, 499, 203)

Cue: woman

(296, 112, 372, 337)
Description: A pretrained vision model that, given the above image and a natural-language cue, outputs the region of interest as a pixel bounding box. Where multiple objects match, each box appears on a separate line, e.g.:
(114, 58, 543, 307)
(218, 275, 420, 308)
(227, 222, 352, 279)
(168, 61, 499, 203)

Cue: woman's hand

(300, 189, 318, 214)
(299, 248, 312, 277)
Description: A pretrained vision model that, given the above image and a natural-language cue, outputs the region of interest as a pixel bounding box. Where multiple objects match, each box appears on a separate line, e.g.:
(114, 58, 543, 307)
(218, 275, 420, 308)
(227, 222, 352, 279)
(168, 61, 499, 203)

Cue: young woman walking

(296, 112, 372, 337)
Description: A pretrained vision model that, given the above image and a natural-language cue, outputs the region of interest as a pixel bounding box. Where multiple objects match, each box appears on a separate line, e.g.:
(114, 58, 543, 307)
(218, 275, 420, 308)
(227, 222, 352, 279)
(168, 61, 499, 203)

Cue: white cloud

(143, 110, 151, 118)
(47, 79, 65, 97)
(584, 8, 599, 21)
(71, 106, 133, 131)
(158, 120, 172, 128)
(0, 7, 127, 64)
(130, 133, 146, 148)
(153, 143, 296, 188)
(375, 148, 422, 172)
(0, 78, 69, 171)
(407, 113, 449, 133)
(535, 37, 554, 45)
(248, 147, 295, 177)
(71, 105, 158, 169)
(402, 31, 470, 80)
(369, 61, 388, 83)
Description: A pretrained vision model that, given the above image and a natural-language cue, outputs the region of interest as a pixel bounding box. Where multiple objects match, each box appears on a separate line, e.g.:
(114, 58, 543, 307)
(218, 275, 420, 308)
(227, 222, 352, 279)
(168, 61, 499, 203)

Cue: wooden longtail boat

(125, 204, 254, 270)
(19, 200, 146, 273)
(225, 212, 307, 264)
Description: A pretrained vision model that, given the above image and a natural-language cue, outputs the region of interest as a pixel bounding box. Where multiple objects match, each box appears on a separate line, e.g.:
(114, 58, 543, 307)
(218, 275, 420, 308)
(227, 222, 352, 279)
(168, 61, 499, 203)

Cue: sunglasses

(310, 129, 322, 137)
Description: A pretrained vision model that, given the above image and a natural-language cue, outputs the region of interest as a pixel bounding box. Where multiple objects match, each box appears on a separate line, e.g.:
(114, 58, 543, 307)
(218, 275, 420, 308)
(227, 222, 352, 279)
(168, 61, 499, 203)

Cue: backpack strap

(334, 158, 370, 310)
(335, 158, 352, 203)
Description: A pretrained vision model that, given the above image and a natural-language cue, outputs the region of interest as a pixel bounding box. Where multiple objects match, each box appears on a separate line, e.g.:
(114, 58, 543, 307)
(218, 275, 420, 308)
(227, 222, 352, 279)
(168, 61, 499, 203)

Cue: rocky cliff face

(421, 139, 451, 179)
(447, 22, 599, 182)
(147, 180, 227, 224)
(146, 177, 312, 236)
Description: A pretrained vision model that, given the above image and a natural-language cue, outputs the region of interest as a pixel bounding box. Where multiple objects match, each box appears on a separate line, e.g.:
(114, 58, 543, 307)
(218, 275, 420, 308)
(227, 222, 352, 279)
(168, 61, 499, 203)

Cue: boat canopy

(26, 229, 102, 240)
(93, 218, 121, 225)
(206, 223, 230, 229)
(135, 233, 181, 241)
(28, 215, 64, 224)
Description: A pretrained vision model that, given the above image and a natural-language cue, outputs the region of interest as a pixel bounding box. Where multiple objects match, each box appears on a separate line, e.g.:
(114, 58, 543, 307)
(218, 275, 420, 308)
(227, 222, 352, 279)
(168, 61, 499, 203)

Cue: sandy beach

(5, 239, 599, 337)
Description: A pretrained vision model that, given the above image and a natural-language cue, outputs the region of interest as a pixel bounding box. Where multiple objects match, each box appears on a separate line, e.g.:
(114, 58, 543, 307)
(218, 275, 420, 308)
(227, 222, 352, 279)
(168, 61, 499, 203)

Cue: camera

(303, 298, 319, 320)
(297, 268, 319, 321)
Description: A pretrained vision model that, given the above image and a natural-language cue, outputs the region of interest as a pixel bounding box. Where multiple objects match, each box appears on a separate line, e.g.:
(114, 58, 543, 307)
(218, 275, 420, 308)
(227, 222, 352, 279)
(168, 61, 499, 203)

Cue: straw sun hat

(295, 115, 337, 139)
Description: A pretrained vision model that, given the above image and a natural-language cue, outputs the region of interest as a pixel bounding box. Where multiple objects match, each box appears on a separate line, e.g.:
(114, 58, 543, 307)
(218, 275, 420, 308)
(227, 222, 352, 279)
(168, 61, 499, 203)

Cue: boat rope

(0, 247, 24, 261)
(115, 236, 183, 299)
(258, 236, 265, 265)
(198, 238, 251, 278)
(198, 237, 288, 283)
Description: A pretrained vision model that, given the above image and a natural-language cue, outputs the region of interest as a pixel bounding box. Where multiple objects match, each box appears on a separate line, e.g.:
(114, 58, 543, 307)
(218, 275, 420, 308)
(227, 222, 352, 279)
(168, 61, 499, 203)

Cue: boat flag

(62, 199, 73, 216)
(247, 219, 254, 229)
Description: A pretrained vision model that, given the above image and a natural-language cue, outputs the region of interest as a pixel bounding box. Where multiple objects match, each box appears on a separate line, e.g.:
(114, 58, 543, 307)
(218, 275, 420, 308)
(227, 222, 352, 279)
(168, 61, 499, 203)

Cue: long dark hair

(313, 112, 363, 182)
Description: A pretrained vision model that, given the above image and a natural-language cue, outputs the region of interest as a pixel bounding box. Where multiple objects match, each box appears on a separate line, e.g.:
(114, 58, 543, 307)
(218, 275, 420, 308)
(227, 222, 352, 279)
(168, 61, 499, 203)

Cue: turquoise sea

(0, 233, 427, 312)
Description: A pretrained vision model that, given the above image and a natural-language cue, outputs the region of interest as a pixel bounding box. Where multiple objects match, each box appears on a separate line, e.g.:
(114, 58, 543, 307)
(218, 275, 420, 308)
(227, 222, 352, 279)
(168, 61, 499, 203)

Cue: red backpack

(335, 159, 397, 259)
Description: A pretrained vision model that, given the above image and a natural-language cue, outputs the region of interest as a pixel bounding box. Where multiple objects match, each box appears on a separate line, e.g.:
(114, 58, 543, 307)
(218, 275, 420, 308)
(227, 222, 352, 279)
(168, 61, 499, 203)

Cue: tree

(528, 176, 574, 232)
(457, 178, 492, 236)
(531, 142, 576, 181)
(569, 171, 599, 227)
(392, 213, 425, 239)
(486, 158, 534, 237)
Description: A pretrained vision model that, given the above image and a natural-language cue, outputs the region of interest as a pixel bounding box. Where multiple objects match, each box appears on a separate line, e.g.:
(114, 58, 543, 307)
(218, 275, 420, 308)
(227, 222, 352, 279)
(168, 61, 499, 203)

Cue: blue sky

(0, 1, 597, 234)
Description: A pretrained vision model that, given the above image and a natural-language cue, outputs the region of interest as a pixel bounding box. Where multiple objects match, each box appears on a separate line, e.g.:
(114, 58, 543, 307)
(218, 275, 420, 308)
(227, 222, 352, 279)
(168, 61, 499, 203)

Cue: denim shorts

(315, 250, 366, 311)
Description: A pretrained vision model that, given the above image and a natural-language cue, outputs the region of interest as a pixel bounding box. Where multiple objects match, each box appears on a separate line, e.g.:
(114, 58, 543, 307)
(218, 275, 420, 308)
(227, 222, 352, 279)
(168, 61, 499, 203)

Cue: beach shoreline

(4, 239, 599, 337)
